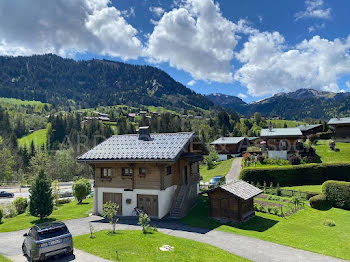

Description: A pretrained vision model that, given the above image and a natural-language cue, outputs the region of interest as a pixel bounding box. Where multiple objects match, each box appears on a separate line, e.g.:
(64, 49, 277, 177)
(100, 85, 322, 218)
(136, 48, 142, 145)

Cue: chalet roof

(209, 181, 262, 200)
(77, 132, 200, 162)
(210, 137, 245, 145)
(328, 117, 350, 125)
(260, 128, 302, 137)
(298, 124, 322, 132)
(247, 137, 258, 141)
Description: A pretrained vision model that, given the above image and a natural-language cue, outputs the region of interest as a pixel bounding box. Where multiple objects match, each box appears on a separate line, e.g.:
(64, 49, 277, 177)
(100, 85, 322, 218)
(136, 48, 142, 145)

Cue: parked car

(209, 176, 225, 188)
(22, 222, 73, 261)
(0, 191, 14, 198)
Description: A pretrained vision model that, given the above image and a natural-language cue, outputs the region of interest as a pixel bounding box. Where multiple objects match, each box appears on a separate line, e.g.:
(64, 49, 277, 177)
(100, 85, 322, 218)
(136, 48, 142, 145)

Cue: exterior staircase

(170, 185, 187, 219)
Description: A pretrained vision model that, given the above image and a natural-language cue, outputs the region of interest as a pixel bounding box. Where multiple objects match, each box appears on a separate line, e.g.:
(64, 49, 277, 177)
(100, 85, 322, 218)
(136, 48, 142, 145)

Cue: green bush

(322, 180, 350, 210)
(0, 206, 3, 223)
(57, 198, 71, 205)
(309, 194, 331, 210)
(323, 219, 336, 227)
(240, 163, 350, 186)
(4, 203, 17, 218)
(13, 197, 28, 214)
(73, 178, 91, 203)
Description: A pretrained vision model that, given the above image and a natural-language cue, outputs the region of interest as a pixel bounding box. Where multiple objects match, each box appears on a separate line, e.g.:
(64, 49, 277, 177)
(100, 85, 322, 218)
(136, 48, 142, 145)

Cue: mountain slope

(206, 93, 246, 112)
(0, 54, 214, 111)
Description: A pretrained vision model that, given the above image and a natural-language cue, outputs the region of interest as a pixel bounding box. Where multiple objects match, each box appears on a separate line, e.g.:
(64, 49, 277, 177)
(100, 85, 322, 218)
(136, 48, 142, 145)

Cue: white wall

(96, 186, 176, 219)
(268, 150, 288, 160)
(218, 154, 228, 161)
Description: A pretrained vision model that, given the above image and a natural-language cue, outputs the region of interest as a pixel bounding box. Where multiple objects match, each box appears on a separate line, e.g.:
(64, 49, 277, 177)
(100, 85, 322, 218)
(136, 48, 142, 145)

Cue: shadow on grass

(229, 216, 279, 232)
(30, 217, 56, 225)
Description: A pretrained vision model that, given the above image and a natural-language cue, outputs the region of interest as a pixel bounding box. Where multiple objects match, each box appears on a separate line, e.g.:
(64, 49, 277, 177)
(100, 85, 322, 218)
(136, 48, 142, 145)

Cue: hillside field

(17, 129, 47, 148)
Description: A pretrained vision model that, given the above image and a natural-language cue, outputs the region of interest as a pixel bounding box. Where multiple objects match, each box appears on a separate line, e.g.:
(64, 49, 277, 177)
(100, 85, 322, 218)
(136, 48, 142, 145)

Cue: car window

(38, 226, 68, 240)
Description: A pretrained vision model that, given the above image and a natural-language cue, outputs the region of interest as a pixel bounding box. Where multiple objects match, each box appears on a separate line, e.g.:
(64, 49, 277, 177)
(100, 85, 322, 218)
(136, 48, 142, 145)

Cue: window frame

(139, 167, 147, 176)
(101, 168, 112, 178)
(166, 166, 172, 175)
(122, 167, 134, 177)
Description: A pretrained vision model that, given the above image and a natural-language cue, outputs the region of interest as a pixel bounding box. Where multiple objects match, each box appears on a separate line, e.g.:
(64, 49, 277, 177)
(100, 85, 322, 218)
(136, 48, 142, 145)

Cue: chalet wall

(334, 125, 350, 139)
(265, 137, 300, 151)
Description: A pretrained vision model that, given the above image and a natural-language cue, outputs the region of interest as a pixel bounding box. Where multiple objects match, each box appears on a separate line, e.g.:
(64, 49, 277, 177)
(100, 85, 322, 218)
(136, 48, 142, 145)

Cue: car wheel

(67, 250, 74, 256)
(22, 243, 26, 255)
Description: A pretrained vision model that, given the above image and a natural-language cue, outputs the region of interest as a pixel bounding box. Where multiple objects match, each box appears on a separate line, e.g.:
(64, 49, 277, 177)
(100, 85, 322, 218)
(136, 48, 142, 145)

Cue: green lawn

(182, 196, 350, 260)
(200, 158, 234, 182)
(17, 129, 47, 148)
(0, 198, 92, 232)
(0, 97, 47, 107)
(0, 254, 11, 262)
(269, 119, 305, 128)
(313, 140, 350, 163)
(74, 230, 249, 262)
(281, 185, 322, 193)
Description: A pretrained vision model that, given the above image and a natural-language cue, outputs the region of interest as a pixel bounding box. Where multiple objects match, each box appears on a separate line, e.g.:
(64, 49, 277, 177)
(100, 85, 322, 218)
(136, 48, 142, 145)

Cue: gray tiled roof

(260, 127, 302, 137)
(328, 117, 350, 125)
(298, 124, 322, 132)
(210, 137, 245, 145)
(220, 181, 262, 200)
(77, 132, 194, 162)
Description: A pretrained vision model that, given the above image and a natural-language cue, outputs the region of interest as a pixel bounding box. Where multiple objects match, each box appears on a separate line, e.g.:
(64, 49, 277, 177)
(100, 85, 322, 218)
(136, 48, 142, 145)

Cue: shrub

(205, 151, 218, 170)
(308, 134, 318, 144)
(257, 154, 265, 163)
(309, 194, 331, 210)
(267, 206, 273, 214)
(323, 219, 336, 227)
(322, 180, 350, 210)
(239, 163, 350, 186)
(272, 207, 279, 215)
(102, 201, 119, 233)
(13, 197, 27, 214)
(0, 206, 3, 223)
(57, 198, 71, 205)
(289, 155, 301, 165)
(4, 203, 17, 218)
(72, 178, 91, 203)
(329, 140, 336, 150)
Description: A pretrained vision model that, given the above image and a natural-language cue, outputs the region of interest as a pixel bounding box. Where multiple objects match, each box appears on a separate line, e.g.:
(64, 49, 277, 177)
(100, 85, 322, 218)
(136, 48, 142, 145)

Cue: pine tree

(29, 169, 54, 220)
(30, 140, 36, 158)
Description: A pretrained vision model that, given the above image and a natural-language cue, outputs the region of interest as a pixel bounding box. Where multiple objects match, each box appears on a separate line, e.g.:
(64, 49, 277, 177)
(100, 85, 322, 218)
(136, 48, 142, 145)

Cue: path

(0, 216, 346, 262)
(225, 157, 243, 184)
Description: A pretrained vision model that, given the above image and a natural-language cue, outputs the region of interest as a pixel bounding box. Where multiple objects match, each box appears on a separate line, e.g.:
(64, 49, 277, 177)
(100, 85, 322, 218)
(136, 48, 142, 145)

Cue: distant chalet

(328, 117, 350, 142)
(298, 124, 323, 137)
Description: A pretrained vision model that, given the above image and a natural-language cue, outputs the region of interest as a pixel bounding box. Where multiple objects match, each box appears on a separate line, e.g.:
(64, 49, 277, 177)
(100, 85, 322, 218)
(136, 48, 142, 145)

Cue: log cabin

(328, 117, 350, 142)
(260, 127, 303, 159)
(206, 181, 262, 222)
(298, 124, 323, 137)
(210, 137, 249, 160)
(77, 127, 208, 219)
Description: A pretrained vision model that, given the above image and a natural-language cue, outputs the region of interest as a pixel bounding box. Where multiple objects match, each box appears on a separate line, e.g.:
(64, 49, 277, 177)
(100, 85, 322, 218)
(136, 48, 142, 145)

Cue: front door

(103, 192, 122, 215)
(137, 194, 158, 217)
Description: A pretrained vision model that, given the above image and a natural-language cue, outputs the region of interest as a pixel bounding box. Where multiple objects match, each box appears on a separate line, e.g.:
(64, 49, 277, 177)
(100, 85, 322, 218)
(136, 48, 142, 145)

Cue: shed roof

(328, 117, 350, 125)
(260, 128, 302, 137)
(208, 181, 262, 200)
(298, 124, 322, 132)
(210, 137, 245, 145)
(77, 132, 199, 162)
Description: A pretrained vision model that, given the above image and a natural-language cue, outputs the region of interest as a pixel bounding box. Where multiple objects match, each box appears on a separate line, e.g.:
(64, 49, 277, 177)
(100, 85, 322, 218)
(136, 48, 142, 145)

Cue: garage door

(137, 194, 158, 217)
(103, 192, 122, 215)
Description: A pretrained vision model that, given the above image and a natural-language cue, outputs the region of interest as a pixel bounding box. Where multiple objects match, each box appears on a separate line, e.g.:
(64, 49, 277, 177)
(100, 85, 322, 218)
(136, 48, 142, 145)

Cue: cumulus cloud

(146, 0, 240, 83)
(149, 7, 165, 17)
(295, 0, 331, 20)
(187, 80, 196, 86)
(234, 32, 350, 96)
(237, 93, 247, 99)
(0, 0, 142, 59)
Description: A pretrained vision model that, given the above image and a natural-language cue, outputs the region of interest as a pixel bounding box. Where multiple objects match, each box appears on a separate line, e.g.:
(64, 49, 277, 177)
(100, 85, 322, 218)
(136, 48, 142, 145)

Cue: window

(122, 167, 134, 176)
(139, 168, 147, 176)
(101, 168, 112, 178)
(275, 139, 280, 143)
(166, 166, 172, 175)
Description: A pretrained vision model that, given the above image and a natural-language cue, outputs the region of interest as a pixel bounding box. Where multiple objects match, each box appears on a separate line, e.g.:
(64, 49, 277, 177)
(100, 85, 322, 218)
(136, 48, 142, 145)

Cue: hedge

(322, 180, 350, 210)
(309, 194, 330, 210)
(239, 163, 350, 187)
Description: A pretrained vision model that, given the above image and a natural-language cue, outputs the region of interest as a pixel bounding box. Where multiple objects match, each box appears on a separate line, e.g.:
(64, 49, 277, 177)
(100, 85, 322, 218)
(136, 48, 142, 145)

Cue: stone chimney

(138, 126, 151, 141)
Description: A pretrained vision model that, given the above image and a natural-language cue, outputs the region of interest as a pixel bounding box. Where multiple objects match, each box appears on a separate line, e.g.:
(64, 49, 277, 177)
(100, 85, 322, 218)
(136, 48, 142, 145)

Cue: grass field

(0, 198, 92, 233)
(73, 230, 249, 262)
(0, 97, 47, 107)
(269, 119, 305, 128)
(0, 254, 11, 262)
(281, 185, 322, 193)
(200, 158, 234, 182)
(17, 129, 47, 148)
(182, 196, 350, 260)
(313, 140, 350, 163)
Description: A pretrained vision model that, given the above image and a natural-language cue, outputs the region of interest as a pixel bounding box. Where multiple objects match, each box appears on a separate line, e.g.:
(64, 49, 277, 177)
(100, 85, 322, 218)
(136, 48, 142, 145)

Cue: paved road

(0, 216, 346, 262)
(225, 157, 243, 184)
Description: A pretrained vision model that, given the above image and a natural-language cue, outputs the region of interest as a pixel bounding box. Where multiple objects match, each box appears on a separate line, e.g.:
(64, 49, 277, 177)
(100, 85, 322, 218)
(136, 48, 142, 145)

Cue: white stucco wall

(218, 154, 228, 161)
(96, 186, 176, 219)
(268, 150, 288, 160)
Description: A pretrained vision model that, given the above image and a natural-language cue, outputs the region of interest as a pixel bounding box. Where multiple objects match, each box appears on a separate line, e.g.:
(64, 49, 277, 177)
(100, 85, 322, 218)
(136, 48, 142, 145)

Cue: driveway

(0, 216, 346, 262)
(225, 157, 243, 184)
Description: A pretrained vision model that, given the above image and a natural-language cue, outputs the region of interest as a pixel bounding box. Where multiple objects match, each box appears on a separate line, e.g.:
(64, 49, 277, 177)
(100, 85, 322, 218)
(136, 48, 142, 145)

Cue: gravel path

(225, 157, 243, 184)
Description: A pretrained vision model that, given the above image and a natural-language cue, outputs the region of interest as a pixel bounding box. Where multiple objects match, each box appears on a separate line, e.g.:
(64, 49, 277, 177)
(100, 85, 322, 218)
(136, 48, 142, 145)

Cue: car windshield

(210, 177, 221, 182)
(38, 226, 68, 240)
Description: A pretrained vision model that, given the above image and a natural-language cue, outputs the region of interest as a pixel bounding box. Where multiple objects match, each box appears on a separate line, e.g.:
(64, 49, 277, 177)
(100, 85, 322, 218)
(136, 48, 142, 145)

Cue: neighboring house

(77, 127, 208, 219)
(298, 124, 323, 137)
(260, 127, 303, 159)
(210, 137, 249, 160)
(328, 117, 350, 142)
(206, 181, 262, 222)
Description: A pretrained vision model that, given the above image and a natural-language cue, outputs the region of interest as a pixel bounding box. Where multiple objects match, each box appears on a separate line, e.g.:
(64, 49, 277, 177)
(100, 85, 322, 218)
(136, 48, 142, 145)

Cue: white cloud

(234, 32, 350, 96)
(149, 7, 165, 17)
(146, 0, 240, 83)
(308, 23, 325, 33)
(346, 82, 350, 89)
(187, 80, 196, 86)
(121, 7, 135, 18)
(237, 93, 247, 99)
(0, 0, 143, 59)
(295, 0, 331, 20)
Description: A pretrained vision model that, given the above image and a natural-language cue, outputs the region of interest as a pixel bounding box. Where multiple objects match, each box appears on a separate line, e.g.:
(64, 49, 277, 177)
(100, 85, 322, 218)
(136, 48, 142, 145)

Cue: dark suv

(22, 222, 73, 261)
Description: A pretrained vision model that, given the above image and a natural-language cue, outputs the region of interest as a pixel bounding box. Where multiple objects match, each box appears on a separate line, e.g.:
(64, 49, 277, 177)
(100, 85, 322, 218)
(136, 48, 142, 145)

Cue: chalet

(210, 137, 249, 160)
(77, 127, 208, 219)
(206, 181, 262, 222)
(298, 124, 323, 137)
(260, 127, 303, 159)
(328, 117, 350, 142)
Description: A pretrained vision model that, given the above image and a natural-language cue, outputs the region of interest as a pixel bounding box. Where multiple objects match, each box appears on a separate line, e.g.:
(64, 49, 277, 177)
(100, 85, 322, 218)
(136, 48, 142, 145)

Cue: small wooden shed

(206, 181, 262, 222)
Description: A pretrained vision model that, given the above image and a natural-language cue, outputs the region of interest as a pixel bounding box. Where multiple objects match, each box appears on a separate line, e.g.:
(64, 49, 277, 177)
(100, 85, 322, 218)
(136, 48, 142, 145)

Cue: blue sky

(1, 0, 350, 102)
